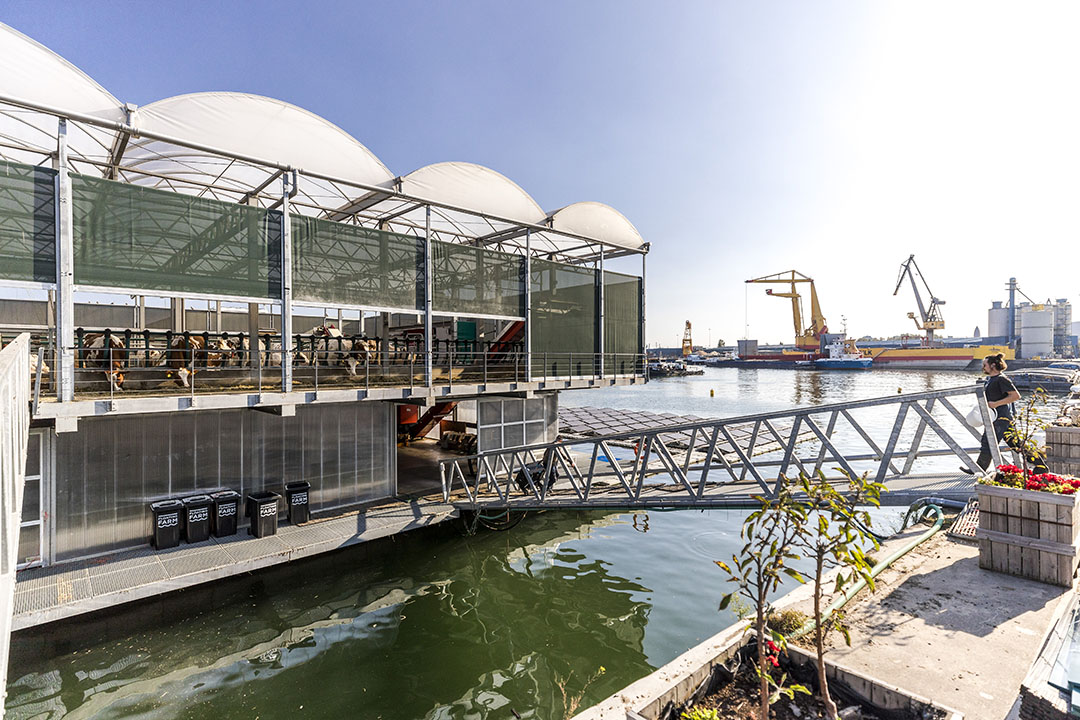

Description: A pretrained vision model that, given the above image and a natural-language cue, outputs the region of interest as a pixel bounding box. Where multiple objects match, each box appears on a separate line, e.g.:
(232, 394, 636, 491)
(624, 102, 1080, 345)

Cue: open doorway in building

(394, 393, 560, 499)
(395, 400, 478, 498)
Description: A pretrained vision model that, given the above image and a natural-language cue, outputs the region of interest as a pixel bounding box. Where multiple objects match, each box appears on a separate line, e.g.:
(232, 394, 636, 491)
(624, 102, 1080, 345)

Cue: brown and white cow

(163, 335, 232, 387)
(312, 326, 376, 376)
(82, 333, 127, 391)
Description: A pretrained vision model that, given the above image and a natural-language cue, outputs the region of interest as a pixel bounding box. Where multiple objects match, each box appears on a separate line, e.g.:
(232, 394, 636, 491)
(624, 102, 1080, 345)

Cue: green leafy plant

(792, 471, 883, 720)
(716, 485, 810, 719)
(1004, 387, 1050, 475)
(680, 708, 720, 720)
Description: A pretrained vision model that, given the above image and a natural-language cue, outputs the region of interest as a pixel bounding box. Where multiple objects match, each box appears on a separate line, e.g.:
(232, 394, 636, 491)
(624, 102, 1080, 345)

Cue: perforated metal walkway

(12, 495, 456, 630)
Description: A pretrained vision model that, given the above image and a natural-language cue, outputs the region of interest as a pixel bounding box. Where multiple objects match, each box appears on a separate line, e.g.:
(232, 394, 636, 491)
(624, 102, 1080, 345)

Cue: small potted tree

(715, 485, 810, 719)
(791, 472, 883, 719)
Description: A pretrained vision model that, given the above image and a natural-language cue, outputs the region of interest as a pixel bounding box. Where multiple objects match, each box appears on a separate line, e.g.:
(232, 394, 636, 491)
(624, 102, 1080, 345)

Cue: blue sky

(6, 2, 1079, 347)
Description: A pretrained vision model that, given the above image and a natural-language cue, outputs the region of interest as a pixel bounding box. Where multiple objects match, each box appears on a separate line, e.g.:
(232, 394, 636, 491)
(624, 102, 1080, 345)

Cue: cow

(311, 326, 377, 376)
(82, 333, 127, 392)
(162, 335, 232, 388)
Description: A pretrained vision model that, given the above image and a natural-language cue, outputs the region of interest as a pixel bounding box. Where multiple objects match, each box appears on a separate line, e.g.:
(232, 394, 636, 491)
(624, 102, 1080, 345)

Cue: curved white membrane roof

(0, 23, 125, 173)
(123, 92, 395, 214)
(0, 22, 646, 258)
(547, 202, 646, 252)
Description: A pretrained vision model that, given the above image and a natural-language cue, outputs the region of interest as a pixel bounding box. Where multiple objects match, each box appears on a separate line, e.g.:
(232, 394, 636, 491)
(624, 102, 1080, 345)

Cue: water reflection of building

(7, 512, 652, 718)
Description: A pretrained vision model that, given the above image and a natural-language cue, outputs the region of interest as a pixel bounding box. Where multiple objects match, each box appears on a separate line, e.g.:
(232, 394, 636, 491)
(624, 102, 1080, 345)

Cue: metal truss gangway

(441, 385, 1004, 511)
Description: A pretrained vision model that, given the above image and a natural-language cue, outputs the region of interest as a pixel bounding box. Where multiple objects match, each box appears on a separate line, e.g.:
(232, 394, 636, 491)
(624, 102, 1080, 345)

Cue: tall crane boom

(893, 255, 945, 346)
(745, 270, 828, 351)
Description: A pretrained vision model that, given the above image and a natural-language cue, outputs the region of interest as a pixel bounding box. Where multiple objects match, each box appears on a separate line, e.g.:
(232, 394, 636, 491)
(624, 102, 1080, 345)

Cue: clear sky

(5, 1, 1079, 347)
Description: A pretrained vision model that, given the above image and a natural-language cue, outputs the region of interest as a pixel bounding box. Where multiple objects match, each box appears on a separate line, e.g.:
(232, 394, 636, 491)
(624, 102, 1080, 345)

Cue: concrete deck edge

(574, 618, 963, 720)
(11, 508, 457, 631)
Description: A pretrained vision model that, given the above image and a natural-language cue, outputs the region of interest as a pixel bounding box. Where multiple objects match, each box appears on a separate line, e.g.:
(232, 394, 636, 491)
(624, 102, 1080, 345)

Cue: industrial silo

(1021, 307, 1054, 358)
(987, 301, 1009, 341)
(1053, 298, 1073, 354)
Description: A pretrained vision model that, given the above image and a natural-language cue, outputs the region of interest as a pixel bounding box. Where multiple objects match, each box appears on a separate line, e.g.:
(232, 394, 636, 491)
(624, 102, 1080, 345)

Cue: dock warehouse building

(0, 22, 647, 568)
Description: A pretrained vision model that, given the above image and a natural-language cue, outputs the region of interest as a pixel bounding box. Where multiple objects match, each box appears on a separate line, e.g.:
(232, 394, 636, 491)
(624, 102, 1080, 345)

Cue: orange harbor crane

(745, 270, 828, 352)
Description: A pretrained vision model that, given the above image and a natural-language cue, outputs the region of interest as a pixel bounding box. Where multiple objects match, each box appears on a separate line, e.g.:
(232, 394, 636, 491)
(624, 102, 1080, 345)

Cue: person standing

(962, 353, 1048, 474)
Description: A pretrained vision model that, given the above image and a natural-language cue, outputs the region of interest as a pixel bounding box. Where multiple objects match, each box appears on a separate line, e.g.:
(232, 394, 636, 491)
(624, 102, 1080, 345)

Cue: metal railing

(0, 333, 31, 703)
(23, 328, 645, 399)
(440, 384, 1001, 507)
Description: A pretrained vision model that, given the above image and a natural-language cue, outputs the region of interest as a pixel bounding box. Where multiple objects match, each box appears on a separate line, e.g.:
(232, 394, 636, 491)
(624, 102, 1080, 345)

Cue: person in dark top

(962, 353, 1048, 474)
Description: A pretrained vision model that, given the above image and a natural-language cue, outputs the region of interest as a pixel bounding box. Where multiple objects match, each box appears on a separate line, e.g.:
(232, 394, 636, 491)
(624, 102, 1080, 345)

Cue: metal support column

(524, 229, 532, 382)
(280, 171, 297, 392)
(597, 248, 605, 378)
(424, 206, 433, 388)
(641, 252, 647, 373)
(54, 119, 74, 403)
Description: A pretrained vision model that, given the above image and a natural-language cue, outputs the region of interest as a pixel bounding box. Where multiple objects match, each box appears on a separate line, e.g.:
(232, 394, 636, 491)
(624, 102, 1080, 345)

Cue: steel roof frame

(0, 93, 647, 264)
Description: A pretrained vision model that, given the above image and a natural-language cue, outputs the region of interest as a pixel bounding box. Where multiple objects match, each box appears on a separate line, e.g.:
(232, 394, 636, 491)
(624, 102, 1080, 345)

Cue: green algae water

(8, 368, 978, 719)
(7, 506, 903, 719)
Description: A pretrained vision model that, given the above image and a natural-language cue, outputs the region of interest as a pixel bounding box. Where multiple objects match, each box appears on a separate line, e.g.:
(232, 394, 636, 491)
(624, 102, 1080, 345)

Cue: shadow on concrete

(853, 552, 1067, 641)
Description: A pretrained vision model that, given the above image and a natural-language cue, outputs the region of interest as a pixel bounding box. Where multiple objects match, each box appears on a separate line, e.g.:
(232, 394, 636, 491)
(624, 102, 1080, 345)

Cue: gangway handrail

(440, 383, 1000, 506)
(0, 334, 31, 708)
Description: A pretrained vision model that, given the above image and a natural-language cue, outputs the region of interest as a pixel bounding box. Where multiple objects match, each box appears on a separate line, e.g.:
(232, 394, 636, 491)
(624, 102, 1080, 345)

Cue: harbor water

(7, 367, 996, 719)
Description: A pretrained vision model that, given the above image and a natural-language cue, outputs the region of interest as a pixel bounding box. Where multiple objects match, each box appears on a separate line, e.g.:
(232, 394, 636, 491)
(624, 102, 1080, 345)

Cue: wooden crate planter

(977, 483, 1079, 587)
(1046, 426, 1080, 477)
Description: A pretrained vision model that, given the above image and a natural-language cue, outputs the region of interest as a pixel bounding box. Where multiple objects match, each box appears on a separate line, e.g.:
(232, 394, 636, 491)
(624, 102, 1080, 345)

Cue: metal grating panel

(88, 563, 168, 596)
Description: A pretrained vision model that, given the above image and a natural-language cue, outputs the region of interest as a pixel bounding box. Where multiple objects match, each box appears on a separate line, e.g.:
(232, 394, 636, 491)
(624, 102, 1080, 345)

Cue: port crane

(682, 321, 693, 356)
(893, 255, 945, 346)
(745, 270, 828, 351)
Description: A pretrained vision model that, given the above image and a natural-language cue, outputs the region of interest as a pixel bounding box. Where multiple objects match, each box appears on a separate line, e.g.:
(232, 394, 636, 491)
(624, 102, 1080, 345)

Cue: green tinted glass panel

(604, 270, 642, 374)
(531, 259, 597, 377)
(0, 160, 56, 284)
(72, 175, 281, 299)
(433, 241, 524, 317)
(292, 216, 423, 311)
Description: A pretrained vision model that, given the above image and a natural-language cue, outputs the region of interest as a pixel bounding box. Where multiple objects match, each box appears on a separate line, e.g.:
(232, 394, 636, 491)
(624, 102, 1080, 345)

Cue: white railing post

(54, 119, 75, 402)
(424, 206, 433, 389)
(524, 229, 532, 382)
(280, 171, 296, 393)
(598, 248, 604, 379)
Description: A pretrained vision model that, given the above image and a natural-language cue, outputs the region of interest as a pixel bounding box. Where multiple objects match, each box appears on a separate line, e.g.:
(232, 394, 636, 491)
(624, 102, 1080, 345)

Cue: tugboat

(813, 338, 873, 370)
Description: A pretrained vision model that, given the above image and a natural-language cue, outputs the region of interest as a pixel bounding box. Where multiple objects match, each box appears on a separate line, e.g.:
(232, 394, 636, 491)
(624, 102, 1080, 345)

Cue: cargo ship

(865, 344, 1014, 370)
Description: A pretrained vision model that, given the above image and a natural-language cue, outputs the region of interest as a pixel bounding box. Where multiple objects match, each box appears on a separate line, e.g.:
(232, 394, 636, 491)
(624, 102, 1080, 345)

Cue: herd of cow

(76, 326, 379, 392)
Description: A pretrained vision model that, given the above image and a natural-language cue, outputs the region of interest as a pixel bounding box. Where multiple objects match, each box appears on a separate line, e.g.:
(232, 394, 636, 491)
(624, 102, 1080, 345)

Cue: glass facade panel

(54, 403, 394, 561)
(21, 478, 40, 521)
(531, 259, 597, 377)
(604, 270, 643, 375)
(72, 174, 281, 299)
(292, 215, 423, 311)
(476, 395, 558, 453)
(25, 432, 40, 477)
(433, 241, 524, 318)
(0, 159, 56, 284)
(17, 524, 40, 566)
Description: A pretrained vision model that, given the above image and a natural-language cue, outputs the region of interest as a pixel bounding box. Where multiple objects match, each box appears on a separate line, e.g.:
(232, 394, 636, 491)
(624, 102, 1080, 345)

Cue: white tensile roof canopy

(0, 22, 647, 261)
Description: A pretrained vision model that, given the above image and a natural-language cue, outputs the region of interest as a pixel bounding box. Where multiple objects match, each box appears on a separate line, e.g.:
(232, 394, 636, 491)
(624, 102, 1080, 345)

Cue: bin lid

(183, 494, 213, 505)
(286, 481, 311, 491)
(211, 490, 241, 500)
(247, 491, 281, 501)
(150, 499, 183, 511)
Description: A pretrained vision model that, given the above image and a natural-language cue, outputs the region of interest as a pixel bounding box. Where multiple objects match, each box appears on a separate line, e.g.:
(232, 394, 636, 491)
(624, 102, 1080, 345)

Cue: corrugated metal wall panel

(54, 403, 393, 561)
